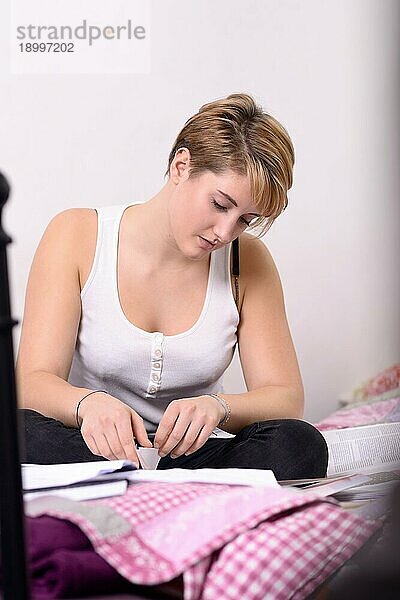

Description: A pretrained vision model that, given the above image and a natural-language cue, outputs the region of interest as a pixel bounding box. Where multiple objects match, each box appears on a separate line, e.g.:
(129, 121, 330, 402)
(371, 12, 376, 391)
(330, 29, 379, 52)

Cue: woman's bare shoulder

(44, 208, 98, 289)
(47, 207, 96, 229)
(239, 232, 276, 277)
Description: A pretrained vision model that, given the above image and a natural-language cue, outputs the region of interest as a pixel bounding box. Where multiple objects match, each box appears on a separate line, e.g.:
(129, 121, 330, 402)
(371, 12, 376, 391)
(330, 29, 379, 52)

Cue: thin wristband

(207, 393, 231, 426)
(75, 390, 107, 428)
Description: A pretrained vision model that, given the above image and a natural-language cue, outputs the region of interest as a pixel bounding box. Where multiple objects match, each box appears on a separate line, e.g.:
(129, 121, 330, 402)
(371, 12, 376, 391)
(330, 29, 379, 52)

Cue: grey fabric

(25, 495, 131, 539)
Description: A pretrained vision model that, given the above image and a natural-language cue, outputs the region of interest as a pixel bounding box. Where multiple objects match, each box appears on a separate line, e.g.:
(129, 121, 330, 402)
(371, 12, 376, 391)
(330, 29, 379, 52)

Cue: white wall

(1, 0, 399, 421)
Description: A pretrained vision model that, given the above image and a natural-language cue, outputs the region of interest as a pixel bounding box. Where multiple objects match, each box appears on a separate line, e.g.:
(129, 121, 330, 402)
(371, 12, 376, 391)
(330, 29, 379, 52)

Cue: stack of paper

(22, 445, 161, 501)
(22, 461, 279, 502)
(280, 469, 400, 519)
(22, 460, 135, 501)
(332, 471, 400, 501)
(279, 474, 370, 497)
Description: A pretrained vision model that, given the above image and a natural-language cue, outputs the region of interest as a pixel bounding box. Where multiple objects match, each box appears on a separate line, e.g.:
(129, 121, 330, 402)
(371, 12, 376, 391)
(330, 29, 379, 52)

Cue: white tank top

(68, 203, 239, 432)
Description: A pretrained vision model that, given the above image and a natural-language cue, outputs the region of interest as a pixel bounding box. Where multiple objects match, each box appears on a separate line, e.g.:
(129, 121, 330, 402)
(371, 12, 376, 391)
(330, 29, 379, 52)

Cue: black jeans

(20, 409, 328, 480)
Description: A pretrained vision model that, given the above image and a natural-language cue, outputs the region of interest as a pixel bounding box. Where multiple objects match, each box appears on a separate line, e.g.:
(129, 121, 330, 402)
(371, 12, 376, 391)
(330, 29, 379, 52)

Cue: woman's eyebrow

(217, 189, 237, 207)
(217, 189, 260, 216)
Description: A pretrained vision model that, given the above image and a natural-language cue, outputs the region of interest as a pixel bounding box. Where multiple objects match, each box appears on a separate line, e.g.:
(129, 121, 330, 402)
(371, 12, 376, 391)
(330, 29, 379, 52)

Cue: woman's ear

(169, 147, 191, 184)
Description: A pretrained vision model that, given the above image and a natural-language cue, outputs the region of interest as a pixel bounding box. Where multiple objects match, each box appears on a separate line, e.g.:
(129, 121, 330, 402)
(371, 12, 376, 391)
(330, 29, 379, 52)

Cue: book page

(322, 422, 400, 476)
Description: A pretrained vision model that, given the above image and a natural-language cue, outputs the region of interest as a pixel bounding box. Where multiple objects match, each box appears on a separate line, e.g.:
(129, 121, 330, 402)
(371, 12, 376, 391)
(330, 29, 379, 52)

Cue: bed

(20, 370, 398, 600)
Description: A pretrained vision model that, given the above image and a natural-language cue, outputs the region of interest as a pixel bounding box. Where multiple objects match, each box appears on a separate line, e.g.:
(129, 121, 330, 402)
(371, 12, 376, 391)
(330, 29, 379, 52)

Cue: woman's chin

(178, 238, 211, 261)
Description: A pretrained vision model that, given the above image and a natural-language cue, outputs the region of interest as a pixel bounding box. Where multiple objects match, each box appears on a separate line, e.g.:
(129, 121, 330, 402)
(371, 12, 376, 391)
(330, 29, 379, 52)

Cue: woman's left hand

(154, 395, 225, 458)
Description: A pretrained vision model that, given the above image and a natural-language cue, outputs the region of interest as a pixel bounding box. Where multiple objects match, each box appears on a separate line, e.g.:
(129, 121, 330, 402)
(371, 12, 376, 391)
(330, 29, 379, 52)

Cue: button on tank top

(68, 203, 239, 432)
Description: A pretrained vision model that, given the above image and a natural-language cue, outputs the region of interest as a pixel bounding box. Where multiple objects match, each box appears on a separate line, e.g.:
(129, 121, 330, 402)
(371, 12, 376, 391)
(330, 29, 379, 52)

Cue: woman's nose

(212, 230, 229, 245)
(213, 222, 236, 245)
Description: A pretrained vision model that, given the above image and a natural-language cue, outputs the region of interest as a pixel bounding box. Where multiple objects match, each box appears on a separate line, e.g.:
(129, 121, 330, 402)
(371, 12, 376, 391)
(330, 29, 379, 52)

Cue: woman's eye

(211, 198, 227, 212)
(212, 197, 254, 227)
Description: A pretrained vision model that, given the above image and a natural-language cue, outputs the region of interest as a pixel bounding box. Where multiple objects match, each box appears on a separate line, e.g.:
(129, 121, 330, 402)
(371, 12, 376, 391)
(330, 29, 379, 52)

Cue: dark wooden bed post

(0, 171, 30, 598)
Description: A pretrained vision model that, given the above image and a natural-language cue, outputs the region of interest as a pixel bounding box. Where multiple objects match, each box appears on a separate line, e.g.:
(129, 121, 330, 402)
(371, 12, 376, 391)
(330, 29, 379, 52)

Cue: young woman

(17, 93, 328, 479)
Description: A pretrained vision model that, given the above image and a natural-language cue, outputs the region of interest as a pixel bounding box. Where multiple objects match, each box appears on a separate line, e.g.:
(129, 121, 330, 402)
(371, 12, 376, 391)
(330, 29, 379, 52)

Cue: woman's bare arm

(219, 234, 304, 433)
(16, 209, 94, 426)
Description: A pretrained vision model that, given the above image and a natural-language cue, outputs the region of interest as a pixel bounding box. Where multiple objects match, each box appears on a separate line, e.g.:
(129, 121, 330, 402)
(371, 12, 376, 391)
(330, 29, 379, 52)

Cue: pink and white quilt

(26, 480, 378, 599)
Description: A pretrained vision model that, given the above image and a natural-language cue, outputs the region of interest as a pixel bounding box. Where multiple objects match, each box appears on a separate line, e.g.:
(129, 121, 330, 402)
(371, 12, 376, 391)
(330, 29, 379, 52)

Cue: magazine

(322, 422, 400, 476)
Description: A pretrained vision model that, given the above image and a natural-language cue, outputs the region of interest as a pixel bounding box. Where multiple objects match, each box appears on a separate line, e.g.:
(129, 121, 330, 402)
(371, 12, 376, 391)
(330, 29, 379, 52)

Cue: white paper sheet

(22, 459, 134, 490)
(125, 467, 278, 487)
(24, 479, 128, 502)
(137, 447, 161, 470)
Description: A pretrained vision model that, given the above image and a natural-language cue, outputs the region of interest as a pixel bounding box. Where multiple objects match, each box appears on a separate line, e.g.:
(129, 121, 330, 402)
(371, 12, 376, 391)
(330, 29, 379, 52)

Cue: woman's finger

(154, 402, 181, 451)
(99, 418, 131, 460)
(157, 409, 195, 457)
(168, 421, 205, 458)
(93, 432, 120, 461)
(130, 411, 153, 448)
(183, 425, 215, 457)
(82, 433, 103, 457)
(115, 418, 141, 466)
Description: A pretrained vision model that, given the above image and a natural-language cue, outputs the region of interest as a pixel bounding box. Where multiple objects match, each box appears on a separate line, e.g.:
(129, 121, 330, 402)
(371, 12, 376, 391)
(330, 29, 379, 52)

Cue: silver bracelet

(208, 393, 231, 426)
(75, 390, 107, 428)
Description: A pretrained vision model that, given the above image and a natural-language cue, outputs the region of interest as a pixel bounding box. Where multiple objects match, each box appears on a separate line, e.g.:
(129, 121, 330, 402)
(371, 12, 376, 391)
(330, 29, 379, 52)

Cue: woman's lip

(198, 236, 216, 250)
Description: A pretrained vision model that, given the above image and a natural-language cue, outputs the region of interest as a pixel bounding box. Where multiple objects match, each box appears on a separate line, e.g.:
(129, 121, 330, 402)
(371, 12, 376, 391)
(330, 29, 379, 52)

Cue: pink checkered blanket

(27, 481, 377, 599)
(315, 396, 400, 431)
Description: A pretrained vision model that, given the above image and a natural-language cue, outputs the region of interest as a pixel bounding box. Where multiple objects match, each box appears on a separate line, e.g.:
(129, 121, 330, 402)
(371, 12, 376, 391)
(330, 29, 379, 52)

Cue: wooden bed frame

(0, 171, 30, 599)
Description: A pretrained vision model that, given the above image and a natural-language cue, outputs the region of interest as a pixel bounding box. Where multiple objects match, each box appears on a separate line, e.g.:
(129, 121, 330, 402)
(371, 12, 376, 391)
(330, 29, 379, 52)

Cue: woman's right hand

(78, 392, 152, 466)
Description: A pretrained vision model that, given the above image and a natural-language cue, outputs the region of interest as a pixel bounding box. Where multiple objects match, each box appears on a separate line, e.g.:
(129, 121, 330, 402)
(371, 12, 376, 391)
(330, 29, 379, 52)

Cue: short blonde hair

(167, 93, 295, 235)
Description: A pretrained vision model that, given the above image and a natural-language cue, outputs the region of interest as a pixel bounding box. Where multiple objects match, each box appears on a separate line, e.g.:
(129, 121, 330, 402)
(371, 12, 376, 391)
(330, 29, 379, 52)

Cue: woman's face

(168, 169, 260, 260)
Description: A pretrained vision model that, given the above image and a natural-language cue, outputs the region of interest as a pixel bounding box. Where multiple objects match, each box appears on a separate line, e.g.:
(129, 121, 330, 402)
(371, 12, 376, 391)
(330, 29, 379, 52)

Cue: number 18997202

(19, 43, 74, 52)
